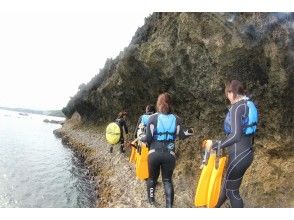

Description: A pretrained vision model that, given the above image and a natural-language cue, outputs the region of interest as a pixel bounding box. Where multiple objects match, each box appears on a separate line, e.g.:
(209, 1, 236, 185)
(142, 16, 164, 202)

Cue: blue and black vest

(224, 99, 258, 136)
(154, 114, 177, 142)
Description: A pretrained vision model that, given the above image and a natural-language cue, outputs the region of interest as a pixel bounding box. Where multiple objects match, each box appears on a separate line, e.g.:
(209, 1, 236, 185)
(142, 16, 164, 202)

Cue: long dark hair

(156, 93, 172, 114)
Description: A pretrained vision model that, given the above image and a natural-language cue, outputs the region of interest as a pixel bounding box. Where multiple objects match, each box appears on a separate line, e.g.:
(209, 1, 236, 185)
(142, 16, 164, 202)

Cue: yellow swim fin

(129, 146, 137, 163)
(135, 142, 149, 180)
(129, 139, 138, 164)
(207, 152, 227, 208)
(194, 153, 215, 207)
(194, 140, 215, 207)
(135, 146, 141, 174)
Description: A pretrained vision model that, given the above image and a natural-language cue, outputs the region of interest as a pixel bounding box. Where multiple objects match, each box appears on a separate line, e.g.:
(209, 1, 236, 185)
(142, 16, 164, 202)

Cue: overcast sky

(0, 11, 151, 110)
(0, 1, 291, 111)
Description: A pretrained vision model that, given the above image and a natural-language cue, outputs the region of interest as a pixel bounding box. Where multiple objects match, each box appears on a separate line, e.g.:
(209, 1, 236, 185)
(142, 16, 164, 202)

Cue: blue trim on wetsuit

(216, 99, 255, 208)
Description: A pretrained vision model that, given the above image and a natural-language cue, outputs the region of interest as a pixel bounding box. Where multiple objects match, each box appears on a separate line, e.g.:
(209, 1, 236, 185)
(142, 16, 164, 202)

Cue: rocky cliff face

(62, 13, 294, 207)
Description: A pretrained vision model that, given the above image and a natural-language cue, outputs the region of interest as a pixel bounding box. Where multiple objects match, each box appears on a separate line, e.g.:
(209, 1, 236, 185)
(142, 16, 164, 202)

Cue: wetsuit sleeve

(134, 116, 142, 138)
(176, 116, 192, 140)
(144, 114, 157, 146)
(218, 103, 245, 149)
(122, 120, 128, 134)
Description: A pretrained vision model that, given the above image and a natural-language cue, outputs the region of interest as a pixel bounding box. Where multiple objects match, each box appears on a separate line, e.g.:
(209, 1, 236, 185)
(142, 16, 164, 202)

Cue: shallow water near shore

(0, 109, 96, 208)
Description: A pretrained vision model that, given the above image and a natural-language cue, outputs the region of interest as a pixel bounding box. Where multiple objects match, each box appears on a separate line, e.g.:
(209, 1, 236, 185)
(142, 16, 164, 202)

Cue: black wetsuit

(115, 118, 128, 152)
(215, 99, 255, 208)
(143, 113, 192, 208)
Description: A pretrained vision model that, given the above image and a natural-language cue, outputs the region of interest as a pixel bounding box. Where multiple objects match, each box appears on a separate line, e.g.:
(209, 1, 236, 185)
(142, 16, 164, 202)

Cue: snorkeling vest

(106, 122, 121, 144)
(224, 99, 258, 136)
(141, 114, 150, 127)
(137, 114, 152, 138)
(154, 114, 177, 141)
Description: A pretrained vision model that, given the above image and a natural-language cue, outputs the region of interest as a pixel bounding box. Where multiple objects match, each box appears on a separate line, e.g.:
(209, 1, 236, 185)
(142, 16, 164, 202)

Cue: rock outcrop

(61, 13, 294, 207)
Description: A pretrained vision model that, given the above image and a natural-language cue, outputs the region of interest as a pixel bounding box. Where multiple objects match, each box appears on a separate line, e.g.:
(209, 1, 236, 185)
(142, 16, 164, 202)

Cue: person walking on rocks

(110, 111, 128, 153)
(140, 93, 194, 208)
(134, 104, 156, 139)
(211, 80, 258, 208)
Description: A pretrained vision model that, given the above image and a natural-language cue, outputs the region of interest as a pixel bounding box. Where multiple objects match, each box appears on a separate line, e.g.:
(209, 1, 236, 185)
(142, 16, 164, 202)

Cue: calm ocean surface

(0, 109, 96, 207)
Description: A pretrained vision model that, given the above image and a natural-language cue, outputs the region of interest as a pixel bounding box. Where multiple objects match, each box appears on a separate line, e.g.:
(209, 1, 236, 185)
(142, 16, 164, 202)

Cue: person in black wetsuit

(110, 111, 128, 153)
(140, 93, 194, 208)
(134, 104, 156, 139)
(212, 80, 258, 208)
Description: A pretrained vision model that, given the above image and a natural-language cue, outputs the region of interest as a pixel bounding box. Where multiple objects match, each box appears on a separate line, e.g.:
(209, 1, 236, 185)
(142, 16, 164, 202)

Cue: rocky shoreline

(53, 118, 165, 207)
(53, 116, 206, 208)
(54, 115, 293, 208)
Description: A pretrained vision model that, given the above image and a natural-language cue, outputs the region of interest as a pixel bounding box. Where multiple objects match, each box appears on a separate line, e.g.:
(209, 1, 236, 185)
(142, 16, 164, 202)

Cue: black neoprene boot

(163, 179, 174, 208)
(147, 179, 156, 205)
(120, 144, 125, 153)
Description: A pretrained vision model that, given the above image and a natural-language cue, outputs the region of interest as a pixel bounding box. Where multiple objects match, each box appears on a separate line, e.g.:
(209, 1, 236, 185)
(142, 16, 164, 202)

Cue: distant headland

(0, 106, 65, 118)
